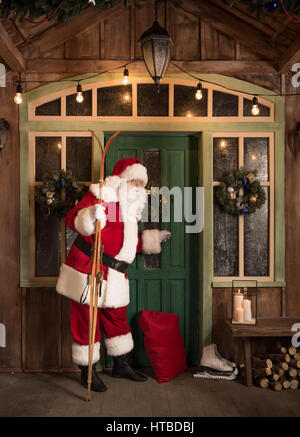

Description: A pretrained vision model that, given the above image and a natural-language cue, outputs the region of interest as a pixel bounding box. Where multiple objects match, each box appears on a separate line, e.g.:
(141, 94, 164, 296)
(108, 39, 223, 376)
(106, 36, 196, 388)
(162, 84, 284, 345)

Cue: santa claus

(56, 158, 171, 392)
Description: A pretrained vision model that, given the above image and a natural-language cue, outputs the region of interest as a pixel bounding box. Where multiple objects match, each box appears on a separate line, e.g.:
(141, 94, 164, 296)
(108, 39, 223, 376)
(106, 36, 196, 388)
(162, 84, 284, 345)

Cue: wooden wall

(0, 72, 21, 371)
(0, 0, 299, 371)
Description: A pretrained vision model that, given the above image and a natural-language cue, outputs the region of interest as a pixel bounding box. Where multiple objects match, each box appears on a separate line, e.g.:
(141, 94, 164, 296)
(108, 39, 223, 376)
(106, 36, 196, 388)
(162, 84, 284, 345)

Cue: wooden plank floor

(0, 368, 299, 417)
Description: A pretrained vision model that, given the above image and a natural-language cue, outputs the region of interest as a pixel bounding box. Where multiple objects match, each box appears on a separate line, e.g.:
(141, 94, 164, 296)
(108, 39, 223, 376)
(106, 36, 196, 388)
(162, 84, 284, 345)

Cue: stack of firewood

(251, 344, 300, 391)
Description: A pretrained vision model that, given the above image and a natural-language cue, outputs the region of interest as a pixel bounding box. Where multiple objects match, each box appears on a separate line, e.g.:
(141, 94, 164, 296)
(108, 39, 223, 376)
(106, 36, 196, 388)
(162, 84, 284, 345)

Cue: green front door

(105, 133, 199, 367)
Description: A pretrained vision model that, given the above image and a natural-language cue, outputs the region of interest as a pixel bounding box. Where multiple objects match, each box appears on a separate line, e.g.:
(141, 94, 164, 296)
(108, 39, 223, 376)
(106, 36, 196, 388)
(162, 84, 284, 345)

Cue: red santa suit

(56, 158, 162, 367)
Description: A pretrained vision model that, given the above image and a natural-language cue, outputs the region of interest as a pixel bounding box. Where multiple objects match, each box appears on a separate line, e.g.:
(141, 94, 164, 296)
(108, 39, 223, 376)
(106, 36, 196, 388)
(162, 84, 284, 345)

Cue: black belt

(73, 235, 129, 273)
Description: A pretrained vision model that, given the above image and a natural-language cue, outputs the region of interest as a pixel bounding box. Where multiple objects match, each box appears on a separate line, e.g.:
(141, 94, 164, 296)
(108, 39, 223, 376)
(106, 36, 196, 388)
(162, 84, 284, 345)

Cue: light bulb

(187, 112, 192, 118)
(123, 68, 129, 85)
(195, 82, 203, 100)
(14, 93, 23, 104)
(14, 82, 23, 104)
(76, 92, 84, 103)
(251, 97, 260, 116)
(123, 93, 130, 102)
(220, 140, 226, 149)
(76, 83, 84, 103)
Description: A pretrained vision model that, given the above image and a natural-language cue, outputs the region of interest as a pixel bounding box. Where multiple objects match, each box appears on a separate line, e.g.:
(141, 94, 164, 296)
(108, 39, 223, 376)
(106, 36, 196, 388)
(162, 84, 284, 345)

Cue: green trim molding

(19, 72, 286, 347)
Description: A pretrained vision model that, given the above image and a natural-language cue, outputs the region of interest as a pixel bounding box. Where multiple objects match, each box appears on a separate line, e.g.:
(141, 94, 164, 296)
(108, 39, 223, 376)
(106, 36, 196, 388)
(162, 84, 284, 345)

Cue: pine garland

(35, 169, 88, 217)
(215, 167, 266, 215)
(0, 0, 130, 24)
(232, 0, 300, 21)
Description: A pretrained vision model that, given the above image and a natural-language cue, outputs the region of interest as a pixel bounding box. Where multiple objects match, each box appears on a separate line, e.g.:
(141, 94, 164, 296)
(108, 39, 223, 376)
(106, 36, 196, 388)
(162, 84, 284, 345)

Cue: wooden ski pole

(86, 131, 121, 401)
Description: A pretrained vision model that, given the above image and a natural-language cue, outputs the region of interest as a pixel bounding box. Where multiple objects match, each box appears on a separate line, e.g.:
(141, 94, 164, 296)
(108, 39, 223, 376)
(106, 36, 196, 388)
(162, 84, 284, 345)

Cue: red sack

(139, 310, 187, 383)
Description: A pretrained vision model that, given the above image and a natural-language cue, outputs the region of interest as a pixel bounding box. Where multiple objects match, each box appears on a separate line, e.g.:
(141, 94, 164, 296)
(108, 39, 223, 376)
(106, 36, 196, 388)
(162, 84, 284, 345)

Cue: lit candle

(233, 289, 243, 321)
(242, 299, 252, 322)
(236, 307, 244, 323)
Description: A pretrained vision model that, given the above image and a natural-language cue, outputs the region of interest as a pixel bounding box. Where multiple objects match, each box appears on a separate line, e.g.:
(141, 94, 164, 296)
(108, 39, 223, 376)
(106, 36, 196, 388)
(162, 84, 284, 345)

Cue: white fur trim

(104, 332, 134, 357)
(141, 229, 161, 254)
(102, 267, 130, 308)
(114, 181, 147, 263)
(74, 205, 106, 236)
(56, 264, 130, 309)
(72, 342, 100, 366)
(115, 221, 138, 263)
(120, 163, 148, 187)
(89, 176, 122, 202)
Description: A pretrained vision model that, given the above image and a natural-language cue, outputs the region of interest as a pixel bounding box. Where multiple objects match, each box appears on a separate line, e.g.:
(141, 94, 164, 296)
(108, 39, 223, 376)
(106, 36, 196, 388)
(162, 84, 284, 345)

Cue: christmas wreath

(35, 169, 88, 218)
(215, 167, 266, 215)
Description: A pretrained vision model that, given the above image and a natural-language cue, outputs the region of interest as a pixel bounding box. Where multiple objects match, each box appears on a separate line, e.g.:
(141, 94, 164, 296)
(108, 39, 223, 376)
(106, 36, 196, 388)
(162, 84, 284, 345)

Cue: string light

(14, 81, 23, 104)
(187, 112, 192, 118)
(220, 139, 226, 149)
(195, 82, 203, 100)
(251, 97, 260, 116)
(76, 83, 84, 103)
(11, 57, 300, 107)
(123, 68, 129, 85)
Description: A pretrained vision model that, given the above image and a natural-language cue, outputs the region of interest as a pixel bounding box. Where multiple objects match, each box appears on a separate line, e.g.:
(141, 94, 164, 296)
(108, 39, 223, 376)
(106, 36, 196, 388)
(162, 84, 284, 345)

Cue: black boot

(78, 364, 107, 392)
(112, 353, 148, 382)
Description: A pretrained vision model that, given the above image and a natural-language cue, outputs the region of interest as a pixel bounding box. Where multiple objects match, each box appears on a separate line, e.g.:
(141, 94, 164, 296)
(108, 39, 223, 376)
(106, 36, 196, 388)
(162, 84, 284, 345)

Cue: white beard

(118, 181, 147, 222)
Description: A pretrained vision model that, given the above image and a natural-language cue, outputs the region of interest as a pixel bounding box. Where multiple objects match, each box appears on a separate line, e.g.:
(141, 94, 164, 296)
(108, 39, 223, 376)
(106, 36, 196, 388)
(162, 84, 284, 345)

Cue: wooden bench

(223, 317, 300, 386)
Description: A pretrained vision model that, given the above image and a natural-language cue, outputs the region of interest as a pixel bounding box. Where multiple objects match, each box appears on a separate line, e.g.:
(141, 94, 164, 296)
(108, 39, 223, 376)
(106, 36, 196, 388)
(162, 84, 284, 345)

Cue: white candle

(242, 299, 252, 322)
(236, 306, 244, 323)
(233, 290, 244, 321)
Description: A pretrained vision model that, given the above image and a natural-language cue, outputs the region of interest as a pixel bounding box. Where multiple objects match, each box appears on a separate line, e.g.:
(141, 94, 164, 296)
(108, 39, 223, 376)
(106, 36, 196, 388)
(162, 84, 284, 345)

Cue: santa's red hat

(112, 158, 148, 187)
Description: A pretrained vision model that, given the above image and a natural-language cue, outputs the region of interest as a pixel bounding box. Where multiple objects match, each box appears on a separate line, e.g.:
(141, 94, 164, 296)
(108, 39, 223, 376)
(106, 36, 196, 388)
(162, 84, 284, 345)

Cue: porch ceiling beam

(171, 0, 280, 62)
(25, 59, 277, 75)
(19, 3, 127, 55)
(278, 36, 300, 73)
(0, 21, 25, 71)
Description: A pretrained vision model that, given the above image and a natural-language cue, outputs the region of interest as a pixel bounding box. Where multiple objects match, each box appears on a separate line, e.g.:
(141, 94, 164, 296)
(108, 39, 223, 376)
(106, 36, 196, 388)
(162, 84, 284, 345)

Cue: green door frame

(19, 72, 285, 350)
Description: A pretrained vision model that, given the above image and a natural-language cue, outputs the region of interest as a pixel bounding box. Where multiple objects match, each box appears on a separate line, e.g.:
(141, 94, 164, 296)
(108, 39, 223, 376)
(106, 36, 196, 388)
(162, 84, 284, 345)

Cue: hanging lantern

(139, 1, 173, 89)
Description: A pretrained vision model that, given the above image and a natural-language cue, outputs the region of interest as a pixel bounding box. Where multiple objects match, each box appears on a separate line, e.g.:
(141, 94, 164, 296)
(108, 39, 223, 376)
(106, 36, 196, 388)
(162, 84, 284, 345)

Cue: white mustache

(119, 183, 147, 221)
(127, 186, 144, 200)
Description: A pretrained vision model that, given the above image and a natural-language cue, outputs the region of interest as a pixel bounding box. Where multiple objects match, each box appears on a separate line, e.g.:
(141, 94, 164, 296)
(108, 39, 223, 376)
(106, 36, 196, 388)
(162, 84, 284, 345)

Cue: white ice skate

(193, 344, 238, 381)
(212, 344, 239, 376)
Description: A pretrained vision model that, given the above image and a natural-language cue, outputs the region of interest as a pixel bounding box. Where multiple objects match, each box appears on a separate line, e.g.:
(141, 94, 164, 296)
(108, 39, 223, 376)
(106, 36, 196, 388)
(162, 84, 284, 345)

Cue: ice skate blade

(199, 365, 234, 375)
(193, 371, 237, 381)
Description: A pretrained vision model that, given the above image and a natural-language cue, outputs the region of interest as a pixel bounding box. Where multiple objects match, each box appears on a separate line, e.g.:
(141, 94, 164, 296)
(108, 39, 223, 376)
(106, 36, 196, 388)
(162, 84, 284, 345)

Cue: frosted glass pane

(66, 137, 92, 181)
(244, 187, 269, 276)
(213, 91, 238, 116)
(214, 189, 239, 276)
(35, 137, 61, 181)
(66, 90, 92, 116)
(35, 203, 61, 277)
(243, 98, 270, 117)
(143, 150, 161, 269)
(97, 85, 132, 116)
(137, 84, 168, 116)
(174, 85, 207, 117)
(35, 98, 61, 116)
(213, 137, 238, 181)
(244, 137, 269, 181)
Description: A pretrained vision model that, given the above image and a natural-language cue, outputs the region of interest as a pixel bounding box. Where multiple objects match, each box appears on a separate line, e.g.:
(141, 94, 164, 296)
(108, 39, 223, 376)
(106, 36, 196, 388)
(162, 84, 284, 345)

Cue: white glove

(159, 230, 171, 243)
(94, 204, 106, 222)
